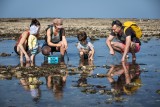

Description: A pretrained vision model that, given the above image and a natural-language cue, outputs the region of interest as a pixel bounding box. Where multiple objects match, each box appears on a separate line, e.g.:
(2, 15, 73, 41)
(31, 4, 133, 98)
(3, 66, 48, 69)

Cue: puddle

(0, 37, 160, 107)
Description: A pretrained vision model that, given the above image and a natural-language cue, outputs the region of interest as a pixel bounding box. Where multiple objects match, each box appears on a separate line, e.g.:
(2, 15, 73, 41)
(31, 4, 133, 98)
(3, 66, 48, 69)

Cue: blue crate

(48, 56, 59, 64)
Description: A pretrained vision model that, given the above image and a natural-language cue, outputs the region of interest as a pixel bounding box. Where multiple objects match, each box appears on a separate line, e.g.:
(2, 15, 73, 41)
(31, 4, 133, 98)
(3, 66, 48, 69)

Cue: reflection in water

(20, 76, 41, 102)
(106, 61, 142, 96)
(46, 71, 68, 101)
(18, 57, 68, 102)
(77, 59, 94, 87)
(42, 57, 68, 101)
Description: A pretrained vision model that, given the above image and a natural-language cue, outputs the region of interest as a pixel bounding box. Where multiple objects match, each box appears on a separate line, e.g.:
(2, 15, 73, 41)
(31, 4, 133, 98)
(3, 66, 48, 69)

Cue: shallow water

(0, 37, 160, 107)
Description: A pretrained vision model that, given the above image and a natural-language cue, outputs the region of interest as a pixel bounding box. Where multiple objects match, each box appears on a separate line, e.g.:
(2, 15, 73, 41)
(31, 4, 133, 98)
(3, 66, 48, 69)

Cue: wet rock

(156, 89, 160, 94)
(0, 52, 11, 57)
(96, 73, 107, 78)
(1, 18, 160, 39)
(15, 71, 23, 78)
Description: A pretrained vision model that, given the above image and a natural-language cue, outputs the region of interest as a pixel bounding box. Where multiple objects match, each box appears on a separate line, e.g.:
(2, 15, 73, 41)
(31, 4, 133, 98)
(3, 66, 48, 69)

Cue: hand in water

(110, 49, 115, 55)
(26, 55, 30, 62)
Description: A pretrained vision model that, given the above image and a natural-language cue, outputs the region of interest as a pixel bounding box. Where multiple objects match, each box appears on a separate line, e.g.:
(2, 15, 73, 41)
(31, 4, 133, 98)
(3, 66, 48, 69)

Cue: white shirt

(77, 41, 94, 51)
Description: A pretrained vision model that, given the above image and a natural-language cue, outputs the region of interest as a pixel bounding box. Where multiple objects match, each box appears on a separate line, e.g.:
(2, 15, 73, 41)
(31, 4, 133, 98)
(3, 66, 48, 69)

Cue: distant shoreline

(0, 18, 160, 39)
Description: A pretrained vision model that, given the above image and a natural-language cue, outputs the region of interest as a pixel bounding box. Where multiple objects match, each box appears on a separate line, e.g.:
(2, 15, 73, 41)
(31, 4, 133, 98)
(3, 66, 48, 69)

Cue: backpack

(44, 25, 63, 43)
(123, 21, 142, 39)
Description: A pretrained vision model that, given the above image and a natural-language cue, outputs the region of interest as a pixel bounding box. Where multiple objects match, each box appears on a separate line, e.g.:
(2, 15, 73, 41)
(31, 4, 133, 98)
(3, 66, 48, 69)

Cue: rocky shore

(0, 18, 160, 39)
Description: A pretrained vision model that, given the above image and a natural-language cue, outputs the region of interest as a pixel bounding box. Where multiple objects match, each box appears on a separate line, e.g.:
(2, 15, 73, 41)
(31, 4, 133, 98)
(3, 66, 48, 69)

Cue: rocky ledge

(0, 18, 160, 39)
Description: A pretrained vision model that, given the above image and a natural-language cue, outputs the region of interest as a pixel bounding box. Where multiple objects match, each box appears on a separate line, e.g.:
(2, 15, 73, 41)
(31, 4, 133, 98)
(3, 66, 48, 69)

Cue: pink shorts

(121, 43, 140, 53)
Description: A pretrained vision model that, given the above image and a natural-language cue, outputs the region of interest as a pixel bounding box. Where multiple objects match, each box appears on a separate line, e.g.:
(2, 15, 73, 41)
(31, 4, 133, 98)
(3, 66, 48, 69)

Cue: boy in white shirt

(77, 31, 95, 61)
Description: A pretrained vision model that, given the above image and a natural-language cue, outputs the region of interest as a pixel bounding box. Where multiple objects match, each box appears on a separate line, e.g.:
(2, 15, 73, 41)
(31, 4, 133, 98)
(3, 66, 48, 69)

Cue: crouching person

(28, 23, 41, 66)
(77, 31, 95, 61)
(106, 20, 141, 62)
(41, 18, 68, 61)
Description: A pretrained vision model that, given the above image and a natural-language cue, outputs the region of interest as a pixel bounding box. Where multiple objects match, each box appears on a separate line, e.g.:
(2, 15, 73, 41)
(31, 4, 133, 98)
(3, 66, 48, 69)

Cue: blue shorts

(30, 48, 38, 55)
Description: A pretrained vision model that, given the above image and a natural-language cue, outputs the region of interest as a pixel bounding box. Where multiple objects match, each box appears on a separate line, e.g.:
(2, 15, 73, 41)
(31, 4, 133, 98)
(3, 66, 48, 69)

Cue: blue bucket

(48, 56, 59, 64)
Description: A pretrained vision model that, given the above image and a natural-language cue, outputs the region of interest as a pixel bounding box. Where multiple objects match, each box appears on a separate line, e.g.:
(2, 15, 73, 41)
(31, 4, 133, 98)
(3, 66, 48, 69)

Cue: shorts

(121, 43, 140, 53)
(42, 43, 60, 52)
(84, 54, 88, 59)
(14, 45, 28, 55)
(30, 48, 38, 55)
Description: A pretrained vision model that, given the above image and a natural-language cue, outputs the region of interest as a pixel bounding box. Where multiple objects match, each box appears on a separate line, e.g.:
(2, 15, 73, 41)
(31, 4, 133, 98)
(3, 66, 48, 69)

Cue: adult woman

(42, 18, 68, 60)
(14, 18, 40, 66)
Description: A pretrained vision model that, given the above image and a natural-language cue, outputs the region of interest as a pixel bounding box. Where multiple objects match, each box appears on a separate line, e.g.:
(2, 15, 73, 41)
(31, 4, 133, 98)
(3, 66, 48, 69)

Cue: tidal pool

(0, 37, 160, 107)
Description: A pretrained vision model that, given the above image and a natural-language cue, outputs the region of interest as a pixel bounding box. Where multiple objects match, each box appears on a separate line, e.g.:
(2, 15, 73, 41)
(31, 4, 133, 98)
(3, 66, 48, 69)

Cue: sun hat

(53, 18, 63, 28)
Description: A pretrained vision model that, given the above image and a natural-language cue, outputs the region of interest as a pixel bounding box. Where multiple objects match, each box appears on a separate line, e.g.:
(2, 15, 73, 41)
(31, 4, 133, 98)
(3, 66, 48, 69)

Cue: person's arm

(61, 28, 68, 49)
(89, 47, 95, 60)
(46, 29, 61, 47)
(62, 36, 68, 49)
(77, 43, 83, 52)
(122, 61, 131, 84)
(121, 36, 131, 62)
(106, 35, 115, 55)
(88, 42, 95, 60)
(17, 31, 30, 60)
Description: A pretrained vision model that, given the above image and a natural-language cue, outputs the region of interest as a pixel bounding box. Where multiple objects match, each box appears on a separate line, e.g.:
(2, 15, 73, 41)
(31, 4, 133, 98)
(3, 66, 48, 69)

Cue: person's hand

(110, 49, 115, 55)
(25, 55, 30, 62)
(89, 57, 94, 61)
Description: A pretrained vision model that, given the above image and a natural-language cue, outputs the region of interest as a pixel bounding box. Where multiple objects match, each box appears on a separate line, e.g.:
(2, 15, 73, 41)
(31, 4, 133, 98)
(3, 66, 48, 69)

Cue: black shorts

(42, 43, 60, 52)
(14, 45, 28, 55)
(84, 54, 88, 59)
(14, 46, 19, 55)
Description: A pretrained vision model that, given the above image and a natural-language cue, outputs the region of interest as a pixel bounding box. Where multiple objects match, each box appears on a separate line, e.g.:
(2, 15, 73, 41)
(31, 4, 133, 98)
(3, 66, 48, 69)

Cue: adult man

(106, 20, 141, 62)
(42, 18, 68, 60)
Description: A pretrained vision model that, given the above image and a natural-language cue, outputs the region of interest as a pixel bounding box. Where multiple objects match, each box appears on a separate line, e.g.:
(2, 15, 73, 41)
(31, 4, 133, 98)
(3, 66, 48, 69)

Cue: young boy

(77, 31, 95, 61)
(28, 25, 41, 66)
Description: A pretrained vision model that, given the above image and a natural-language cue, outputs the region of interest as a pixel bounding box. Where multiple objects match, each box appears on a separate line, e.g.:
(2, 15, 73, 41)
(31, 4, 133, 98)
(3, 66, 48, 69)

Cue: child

(28, 25, 40, 66)
(14, 19, 40, 67)
(77, 31, 95, 61)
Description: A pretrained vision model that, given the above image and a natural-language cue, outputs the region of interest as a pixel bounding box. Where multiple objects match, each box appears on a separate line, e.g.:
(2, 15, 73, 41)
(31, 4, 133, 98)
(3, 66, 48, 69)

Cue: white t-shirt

(77, 41, 94, 51)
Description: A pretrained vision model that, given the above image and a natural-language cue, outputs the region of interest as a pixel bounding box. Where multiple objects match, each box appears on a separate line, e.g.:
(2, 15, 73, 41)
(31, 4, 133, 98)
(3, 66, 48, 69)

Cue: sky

(0, 0, 160, 19)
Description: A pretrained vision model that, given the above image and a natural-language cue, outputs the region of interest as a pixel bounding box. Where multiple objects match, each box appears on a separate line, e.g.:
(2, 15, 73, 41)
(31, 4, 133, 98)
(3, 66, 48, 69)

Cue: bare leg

(88, 51, 94, 61)
(111, 42, 124, 53)
(60, 42, 66, 56)
(79, 51, 84, 61)
(20, 51, 24, 67)
(30, 54, 35, 66)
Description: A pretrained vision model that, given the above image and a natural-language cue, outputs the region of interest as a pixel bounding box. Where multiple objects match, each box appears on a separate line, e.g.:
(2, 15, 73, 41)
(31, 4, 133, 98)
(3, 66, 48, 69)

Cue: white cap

(30, 25, 39, 35)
